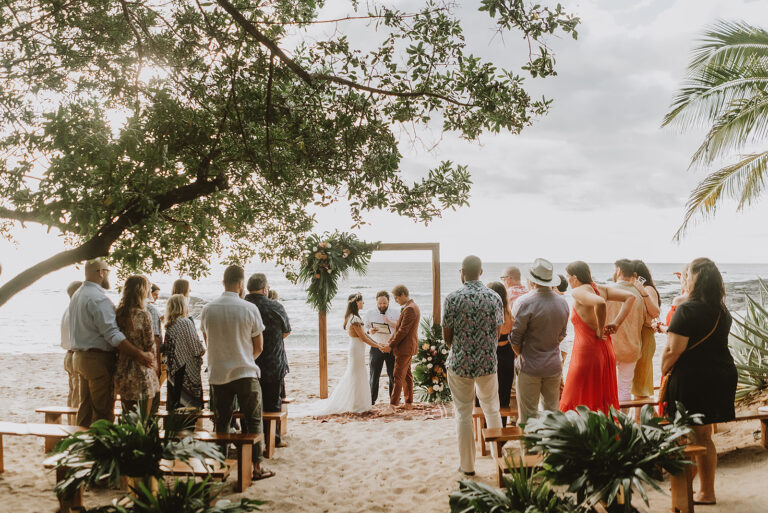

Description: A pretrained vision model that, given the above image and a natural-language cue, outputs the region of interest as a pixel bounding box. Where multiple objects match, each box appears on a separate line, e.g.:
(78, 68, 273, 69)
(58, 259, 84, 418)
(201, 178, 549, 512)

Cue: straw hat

(525, 258, 560, 287)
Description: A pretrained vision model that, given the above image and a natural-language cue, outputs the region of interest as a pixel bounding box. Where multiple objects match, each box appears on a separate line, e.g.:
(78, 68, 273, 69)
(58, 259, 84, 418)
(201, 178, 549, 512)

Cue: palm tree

(663, 20, 768, 239)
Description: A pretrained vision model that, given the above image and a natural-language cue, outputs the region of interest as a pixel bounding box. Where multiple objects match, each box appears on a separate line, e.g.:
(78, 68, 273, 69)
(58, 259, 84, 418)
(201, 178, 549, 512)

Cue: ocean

(1, 261, 766, 355)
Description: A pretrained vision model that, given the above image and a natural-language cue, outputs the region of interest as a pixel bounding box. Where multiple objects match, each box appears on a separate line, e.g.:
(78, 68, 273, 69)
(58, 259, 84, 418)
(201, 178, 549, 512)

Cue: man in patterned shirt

(443, 255, 505, 476)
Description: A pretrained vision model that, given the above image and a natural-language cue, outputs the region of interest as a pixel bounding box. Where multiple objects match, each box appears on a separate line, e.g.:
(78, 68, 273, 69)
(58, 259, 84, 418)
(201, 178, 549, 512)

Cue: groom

(383, 285, 420, 409)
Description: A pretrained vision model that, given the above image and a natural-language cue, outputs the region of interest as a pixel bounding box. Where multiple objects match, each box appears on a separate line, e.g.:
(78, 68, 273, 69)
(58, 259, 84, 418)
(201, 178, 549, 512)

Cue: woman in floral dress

(115, 275, 160, 415)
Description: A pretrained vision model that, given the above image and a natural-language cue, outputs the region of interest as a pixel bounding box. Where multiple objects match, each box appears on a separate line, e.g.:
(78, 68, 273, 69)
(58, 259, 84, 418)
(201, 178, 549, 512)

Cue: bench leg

(264, 420, 276, 459)
(670, 465, 695, 513)
(45, 412, 63, 425)
(235, 443, 253, 492)
(761, 419, 768, 450)
(44, 436, 58, 454)
(0, 434, 4, 473)
(280, 404, 287, 437)
(56, 467, 83, 513)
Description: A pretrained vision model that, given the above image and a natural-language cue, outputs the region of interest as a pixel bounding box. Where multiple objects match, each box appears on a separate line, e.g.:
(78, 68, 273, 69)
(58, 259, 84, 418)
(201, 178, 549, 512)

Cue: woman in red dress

(559, 261, 637, 414)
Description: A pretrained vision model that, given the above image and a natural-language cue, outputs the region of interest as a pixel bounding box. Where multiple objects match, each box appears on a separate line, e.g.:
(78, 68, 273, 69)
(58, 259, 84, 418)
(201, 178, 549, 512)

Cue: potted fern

(54, 399, 225, 501)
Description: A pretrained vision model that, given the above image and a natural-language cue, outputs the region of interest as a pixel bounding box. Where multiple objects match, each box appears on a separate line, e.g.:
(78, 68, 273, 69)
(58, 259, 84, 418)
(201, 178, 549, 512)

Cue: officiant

(364, 290, 400, 404)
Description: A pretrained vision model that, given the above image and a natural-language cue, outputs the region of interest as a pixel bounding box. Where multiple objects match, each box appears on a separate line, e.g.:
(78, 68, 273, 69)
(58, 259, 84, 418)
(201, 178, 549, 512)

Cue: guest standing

(607, 259, 645, 406)
(559, 261, 636, 414)
(364, 290, 399, 404)
(245, 273, 291, 448)
(172, 279, 190, 298)
(201, 265, 273, 480)
(631, 260, 661, 408)
(662, 257, 736, 505)
(509, 259, 569, 424)
(486, 281, 515, 426)
(444, 256, 504, 476)
(383, 285, 420, 409)
(145, 281, 163, 406)
(501, 266, 528, 306)
(164, 294, 205, 409)
(69, 259, 154, 427)
(61, 281, 83, 408)
(114, 276, 161, 415)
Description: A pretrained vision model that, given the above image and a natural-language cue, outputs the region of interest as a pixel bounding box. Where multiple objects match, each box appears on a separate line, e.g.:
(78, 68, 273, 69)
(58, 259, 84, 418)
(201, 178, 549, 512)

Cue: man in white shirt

(61, 281, 83, 408)
(201, 265, 273, 481)
(363, 290, 400, 404)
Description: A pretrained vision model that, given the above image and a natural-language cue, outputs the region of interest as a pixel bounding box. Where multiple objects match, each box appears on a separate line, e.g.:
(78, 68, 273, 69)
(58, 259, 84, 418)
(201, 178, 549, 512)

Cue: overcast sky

(2, 0, 768, 280)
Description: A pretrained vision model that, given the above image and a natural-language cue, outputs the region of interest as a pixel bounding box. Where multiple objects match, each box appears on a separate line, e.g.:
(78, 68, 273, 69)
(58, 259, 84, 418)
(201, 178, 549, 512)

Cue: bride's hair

(343, 292, 363, 329)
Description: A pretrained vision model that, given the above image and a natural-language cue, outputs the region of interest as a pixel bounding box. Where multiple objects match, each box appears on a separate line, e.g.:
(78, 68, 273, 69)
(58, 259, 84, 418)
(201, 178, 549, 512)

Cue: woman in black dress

(662, 257, 737, 505)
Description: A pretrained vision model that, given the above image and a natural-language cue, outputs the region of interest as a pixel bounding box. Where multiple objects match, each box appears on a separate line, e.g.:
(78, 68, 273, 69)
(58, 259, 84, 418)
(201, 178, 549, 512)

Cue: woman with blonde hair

(115, 275, 160, 414)
(164, 294, 205, 409)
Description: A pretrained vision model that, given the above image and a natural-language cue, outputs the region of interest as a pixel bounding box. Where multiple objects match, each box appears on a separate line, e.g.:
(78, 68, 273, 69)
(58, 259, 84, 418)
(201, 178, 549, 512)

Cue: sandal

(252, 468, 276, 481)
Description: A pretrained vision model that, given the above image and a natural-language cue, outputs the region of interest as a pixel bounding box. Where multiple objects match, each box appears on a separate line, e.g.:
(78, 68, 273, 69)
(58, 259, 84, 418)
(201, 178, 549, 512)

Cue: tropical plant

(0, 0, 579, 307)
(413, 316, 451, 403)
(663, 20, 768, 239)
(296, 231, 378, 313)
(84, 477, 264, 513)
(449, 459, 587, 513)
(54, 399, 224, 500)
(729, 278, 768, 399)
(523, 405, 702, 513)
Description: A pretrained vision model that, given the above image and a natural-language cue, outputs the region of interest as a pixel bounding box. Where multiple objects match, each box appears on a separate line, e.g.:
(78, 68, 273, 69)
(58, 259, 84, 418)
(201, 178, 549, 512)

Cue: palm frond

(690, 20, 768, 70)
(673, 150, 768, 240)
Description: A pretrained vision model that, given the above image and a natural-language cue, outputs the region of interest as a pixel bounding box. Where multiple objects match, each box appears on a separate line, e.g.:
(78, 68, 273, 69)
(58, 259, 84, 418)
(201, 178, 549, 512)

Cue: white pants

(616, 360, 637, 403)
(447, 369, 502, 473)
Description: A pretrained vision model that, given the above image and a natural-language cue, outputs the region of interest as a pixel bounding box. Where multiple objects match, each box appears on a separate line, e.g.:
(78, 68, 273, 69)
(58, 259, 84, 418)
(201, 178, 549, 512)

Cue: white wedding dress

(308, 315, 372, 415)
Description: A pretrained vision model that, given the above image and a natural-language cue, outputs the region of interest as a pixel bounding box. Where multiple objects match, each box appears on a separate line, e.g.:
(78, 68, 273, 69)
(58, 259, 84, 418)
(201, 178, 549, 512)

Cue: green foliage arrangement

(523, 405, 702, 513)
(0, 0, 579, 307)
(730, 278, 768, 399)
(450, 460, 587, 513)
(54, 400, 224, 500)
(663, 20, 768, 239)
(413, 316, 451, 403)
(84, 477, 263, 513)
(295, 232, 378, 313)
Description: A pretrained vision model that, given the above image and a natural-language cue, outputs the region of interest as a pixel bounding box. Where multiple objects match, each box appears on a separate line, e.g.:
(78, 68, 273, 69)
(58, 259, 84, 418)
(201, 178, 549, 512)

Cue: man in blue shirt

(70, 259, 155, 427)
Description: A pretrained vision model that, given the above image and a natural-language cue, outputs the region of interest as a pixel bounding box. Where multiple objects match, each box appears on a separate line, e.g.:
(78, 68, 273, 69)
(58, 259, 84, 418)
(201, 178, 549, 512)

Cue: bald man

(69, 259, 154, 426)
(501, 266, 528, 306)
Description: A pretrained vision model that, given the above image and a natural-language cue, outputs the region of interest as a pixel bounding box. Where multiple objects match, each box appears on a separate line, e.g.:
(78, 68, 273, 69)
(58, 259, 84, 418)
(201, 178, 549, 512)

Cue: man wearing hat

(509, 258, 570, 424)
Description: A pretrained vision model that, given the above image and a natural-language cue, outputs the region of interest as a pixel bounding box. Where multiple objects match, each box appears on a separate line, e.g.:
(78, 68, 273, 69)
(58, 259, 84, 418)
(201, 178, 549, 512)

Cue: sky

(2, 0, 768, 281)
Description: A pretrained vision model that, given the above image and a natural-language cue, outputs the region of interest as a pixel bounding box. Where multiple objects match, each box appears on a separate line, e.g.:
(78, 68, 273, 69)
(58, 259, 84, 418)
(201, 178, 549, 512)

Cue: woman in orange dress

(559, 261, 637, 414)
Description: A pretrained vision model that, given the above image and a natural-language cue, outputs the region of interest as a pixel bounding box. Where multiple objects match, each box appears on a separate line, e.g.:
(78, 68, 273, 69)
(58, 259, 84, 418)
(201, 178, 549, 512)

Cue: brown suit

(388, 299, 420, 405)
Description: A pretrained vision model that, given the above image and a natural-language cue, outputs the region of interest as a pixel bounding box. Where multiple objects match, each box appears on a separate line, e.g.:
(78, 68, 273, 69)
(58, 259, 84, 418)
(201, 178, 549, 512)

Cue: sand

(0, 350, 766, 512)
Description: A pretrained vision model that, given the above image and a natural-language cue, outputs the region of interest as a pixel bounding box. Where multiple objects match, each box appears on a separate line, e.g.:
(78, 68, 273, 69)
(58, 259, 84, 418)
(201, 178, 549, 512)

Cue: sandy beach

(0, 350, 766, 512)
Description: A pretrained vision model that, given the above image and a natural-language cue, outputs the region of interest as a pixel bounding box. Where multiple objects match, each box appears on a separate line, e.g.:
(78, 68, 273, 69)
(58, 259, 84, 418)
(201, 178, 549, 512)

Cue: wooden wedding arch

(317, 242, 441, 398)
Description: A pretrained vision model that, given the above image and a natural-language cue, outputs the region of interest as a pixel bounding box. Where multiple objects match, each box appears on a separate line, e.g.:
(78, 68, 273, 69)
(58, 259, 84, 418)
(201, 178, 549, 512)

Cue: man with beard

(69, 259, 154, 426)
(364, 290, 399, 404)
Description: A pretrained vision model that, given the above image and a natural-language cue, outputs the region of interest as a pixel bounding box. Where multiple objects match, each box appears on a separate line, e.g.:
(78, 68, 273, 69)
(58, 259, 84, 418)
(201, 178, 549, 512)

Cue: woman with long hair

(164, 294, 205, 410)
(114, 275, 160, 414)
(311, 293, 383, 415)
(171, 279, 190, 297)
(559, 261, 637, 414)
(662, 258, 736, 505)
(630, 260, 661, 405)
(487, 281, 515, 425)
(665, 263, 691, 327)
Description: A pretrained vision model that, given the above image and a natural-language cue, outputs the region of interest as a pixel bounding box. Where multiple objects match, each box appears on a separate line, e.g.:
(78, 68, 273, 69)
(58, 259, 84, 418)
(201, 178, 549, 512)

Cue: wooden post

(319, 311, 328, 399)
(431, 245, 441, 325)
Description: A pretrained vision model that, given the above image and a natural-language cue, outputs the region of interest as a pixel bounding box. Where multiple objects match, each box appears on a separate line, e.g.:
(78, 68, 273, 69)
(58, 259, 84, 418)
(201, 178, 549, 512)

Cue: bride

(311, 293, 384, 415)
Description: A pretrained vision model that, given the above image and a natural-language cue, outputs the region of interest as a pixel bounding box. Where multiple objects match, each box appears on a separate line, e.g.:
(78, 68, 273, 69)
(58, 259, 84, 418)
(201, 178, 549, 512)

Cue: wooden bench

(618, 398, 659, 409)
(0, 421, 85, 465)
(670, 444, 706, 513)
(193, 431, 261, 491)
(718, 411, 768, 449)
(472, 406, 518, 456)
(159, 457, 233, 481)
(280, 396, 294, 437)
(263, 410, 288, 459)
(482, 426, 543, 486)
(43, 454, 83, 513)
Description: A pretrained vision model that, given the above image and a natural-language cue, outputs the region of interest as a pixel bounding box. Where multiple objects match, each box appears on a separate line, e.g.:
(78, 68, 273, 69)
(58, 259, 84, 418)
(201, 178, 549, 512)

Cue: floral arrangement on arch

(414, 316, 452, 403)
(296, 231, 379, 313)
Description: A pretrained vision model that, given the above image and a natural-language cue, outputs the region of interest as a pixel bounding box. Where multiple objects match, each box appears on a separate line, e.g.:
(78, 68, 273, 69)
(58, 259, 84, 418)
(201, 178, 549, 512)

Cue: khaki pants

(515, 369, 561, 425)
(73, 350, 117, 427)
(63, 350, 81, 409)
(617, 360, 637, 403)
(448, 370, 502, 473)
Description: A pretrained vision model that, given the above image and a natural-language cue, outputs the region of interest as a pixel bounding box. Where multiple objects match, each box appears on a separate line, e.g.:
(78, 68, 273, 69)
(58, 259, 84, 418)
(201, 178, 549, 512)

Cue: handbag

(657, 312, 721, 416)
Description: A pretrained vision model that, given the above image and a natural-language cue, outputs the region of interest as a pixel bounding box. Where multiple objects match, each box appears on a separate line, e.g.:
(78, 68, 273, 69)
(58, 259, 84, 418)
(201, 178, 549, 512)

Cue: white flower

(430, 345, 435, 351)
(427, 363, 433, 369)
(313, 246, 318, 251)
(435, 384, 442, 391)
(441, 349, 447, 354)
(427, 356, 432, 361)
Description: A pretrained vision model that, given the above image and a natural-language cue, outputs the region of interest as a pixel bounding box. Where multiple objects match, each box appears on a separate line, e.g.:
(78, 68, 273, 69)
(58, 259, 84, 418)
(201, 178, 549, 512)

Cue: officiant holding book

(364, 290, 400, 404)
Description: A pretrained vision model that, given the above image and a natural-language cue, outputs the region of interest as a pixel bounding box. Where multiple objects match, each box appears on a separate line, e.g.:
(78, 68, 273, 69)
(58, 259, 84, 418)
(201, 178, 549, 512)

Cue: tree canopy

(0, 0, 578, 306)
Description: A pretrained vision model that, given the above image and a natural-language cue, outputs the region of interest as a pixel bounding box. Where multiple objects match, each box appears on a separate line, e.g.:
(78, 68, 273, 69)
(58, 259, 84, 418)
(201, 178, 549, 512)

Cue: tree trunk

(0, 236, 111, 308)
